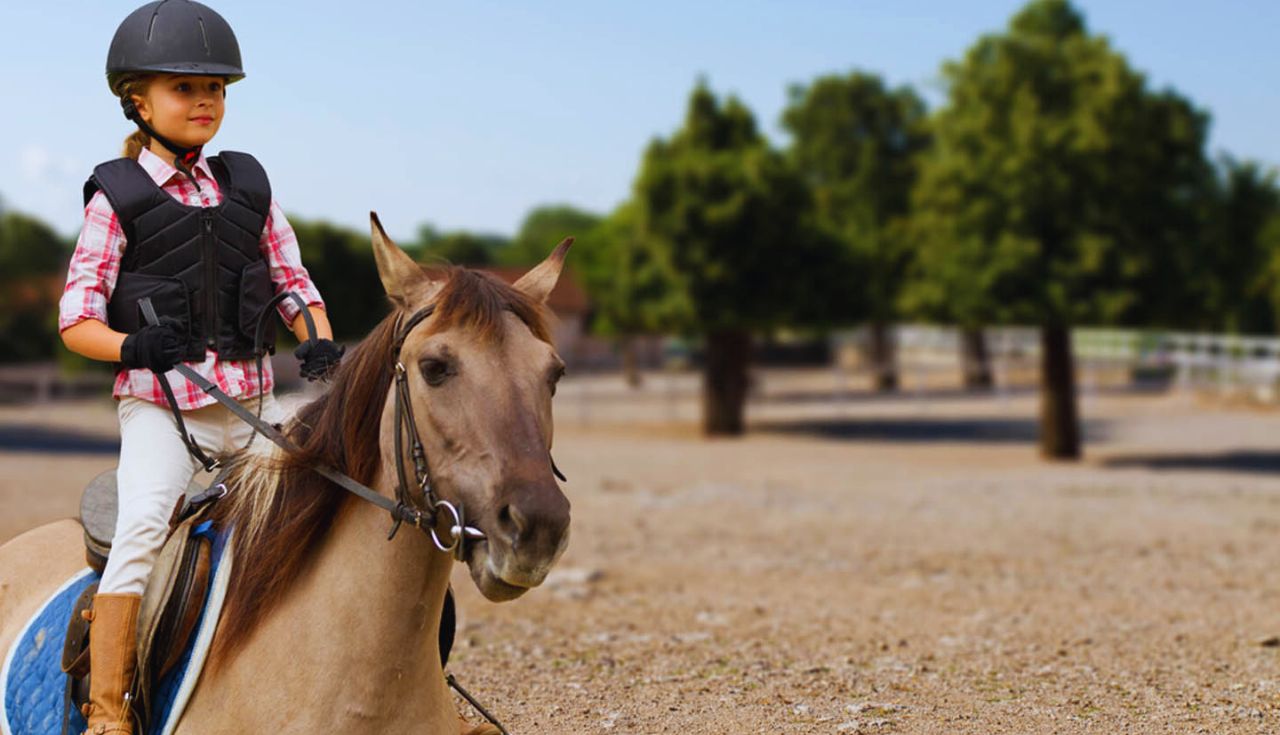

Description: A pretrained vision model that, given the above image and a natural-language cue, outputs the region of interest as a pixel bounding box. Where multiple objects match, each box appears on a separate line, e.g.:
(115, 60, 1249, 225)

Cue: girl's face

(132, 74, 226, 148)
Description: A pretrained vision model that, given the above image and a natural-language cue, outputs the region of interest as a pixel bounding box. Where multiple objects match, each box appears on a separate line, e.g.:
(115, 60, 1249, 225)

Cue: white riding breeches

(98, 393, 284, 595)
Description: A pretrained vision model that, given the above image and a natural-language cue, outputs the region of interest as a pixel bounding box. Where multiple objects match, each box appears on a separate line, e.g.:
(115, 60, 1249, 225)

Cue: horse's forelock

(425, 267, 553, 346)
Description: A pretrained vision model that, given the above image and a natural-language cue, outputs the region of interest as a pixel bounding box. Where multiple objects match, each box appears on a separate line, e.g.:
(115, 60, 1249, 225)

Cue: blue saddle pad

(2, 523, 228, 735)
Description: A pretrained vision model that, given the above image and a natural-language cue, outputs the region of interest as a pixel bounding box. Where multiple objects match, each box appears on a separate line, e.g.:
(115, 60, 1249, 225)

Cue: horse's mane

(206, 267, 551, 670)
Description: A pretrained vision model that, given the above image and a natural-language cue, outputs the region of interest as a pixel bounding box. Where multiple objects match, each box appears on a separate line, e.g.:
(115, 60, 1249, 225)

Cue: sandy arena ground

(3, 369, 1280, 733)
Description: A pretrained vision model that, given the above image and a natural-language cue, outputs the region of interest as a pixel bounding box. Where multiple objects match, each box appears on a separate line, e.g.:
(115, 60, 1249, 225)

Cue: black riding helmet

(106, 1, 244, 168)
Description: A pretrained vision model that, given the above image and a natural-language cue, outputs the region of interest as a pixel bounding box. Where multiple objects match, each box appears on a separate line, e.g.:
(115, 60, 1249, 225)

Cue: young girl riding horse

(57, 2, 342, 732)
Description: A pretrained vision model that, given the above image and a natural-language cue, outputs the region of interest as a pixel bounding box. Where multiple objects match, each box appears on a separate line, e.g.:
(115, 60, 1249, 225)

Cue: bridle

(140, 295, 489, 559)
(386, 304, 484, 554)
(385, 303, 567, 551)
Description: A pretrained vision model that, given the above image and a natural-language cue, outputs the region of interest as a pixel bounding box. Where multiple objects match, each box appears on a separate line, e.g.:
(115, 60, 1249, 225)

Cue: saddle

(60, 468, 219, 734)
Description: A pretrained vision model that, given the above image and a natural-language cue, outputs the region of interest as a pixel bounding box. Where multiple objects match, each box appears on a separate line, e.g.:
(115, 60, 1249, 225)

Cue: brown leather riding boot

(81, 593, 142, 735)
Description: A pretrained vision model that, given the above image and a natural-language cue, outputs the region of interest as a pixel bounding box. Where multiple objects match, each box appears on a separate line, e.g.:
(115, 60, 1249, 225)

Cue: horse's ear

(370, 211, 428, 308)
(513, 237, 573, 304)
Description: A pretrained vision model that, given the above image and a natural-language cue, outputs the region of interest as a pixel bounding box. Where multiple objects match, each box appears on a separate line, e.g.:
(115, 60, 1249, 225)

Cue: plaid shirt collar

(136, 146, 215, 187)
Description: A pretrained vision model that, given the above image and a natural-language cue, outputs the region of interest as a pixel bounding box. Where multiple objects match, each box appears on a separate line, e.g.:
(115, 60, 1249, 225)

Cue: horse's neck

(186, 484, 456, 732)
(286, 491, 455, 683)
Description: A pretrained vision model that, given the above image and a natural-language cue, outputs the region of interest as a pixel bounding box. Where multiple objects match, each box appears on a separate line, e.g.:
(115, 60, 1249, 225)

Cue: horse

(0, 213, 573, 733)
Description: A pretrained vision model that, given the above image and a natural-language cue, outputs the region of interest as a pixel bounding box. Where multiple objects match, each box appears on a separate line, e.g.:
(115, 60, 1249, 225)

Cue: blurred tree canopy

(1204, 158, 1280, 334)
(571, 202, 679, 385)
(409, 223, 510, 267)
(0, 211, 70, 361)
(288, 217, 386, 340)
(576, 202, 672, 338)
(502, 206, 601, 267)
(1, 212, 67, 276)
(1263, 213, 1280, 323)
(632, 81, 856, 434)
(906, 0, 1213, 458)
(783, 71, 931, 390)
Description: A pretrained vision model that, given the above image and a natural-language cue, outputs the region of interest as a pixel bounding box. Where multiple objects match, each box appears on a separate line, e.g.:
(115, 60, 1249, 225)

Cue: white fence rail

(836, 326, 1280, 401)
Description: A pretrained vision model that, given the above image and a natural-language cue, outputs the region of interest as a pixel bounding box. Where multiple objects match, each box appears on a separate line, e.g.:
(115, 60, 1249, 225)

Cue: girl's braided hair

(112, 74, 153, 160)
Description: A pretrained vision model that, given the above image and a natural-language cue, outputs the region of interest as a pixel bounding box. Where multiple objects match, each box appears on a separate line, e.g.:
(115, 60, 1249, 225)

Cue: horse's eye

(420, 358, 452, 386)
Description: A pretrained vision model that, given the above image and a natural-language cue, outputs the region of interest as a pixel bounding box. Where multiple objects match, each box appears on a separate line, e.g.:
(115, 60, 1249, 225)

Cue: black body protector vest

(85, 151, 278, 363)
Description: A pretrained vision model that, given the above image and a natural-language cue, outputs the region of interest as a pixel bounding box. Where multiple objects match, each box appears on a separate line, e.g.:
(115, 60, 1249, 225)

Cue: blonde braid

(113, 75, 154, 159)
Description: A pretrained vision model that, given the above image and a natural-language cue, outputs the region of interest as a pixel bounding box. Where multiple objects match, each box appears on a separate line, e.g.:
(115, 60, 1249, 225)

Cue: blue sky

(1, 1, 1275, 241)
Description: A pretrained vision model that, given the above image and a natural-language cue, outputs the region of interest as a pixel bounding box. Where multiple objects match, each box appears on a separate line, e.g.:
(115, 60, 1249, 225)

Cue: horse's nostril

(497, 504, 526, 542)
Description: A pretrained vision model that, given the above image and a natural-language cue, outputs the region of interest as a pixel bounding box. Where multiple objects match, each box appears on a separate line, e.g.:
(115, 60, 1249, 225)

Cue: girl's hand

(120, 318, 185, 373)
(295, 339, 344, 381)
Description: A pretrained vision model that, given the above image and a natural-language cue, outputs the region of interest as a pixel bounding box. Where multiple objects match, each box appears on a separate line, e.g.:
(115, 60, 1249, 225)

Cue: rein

(137, 295, 483, 557)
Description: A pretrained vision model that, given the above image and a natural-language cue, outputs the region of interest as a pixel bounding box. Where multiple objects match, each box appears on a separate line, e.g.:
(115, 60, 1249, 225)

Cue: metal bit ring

(428, 498, 486, 560)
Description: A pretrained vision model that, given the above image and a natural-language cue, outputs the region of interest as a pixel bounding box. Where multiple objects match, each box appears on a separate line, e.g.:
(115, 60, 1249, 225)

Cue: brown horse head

(370, 213, 572, 601)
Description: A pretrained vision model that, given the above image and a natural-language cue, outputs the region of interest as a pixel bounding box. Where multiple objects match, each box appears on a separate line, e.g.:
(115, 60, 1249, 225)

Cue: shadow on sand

(757, 383, 1168, 406)
(755, 416, 1110, 444)
(1103, 451, 1280, 475)
(758, 385, 1036, 405)
(0, 424, 120, 454)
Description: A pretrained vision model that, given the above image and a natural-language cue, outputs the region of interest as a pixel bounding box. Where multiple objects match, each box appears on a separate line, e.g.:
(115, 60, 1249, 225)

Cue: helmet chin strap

(121, 98, 202, 172)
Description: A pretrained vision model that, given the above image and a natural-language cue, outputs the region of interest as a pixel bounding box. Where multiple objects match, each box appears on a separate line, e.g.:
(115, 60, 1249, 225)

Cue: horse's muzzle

(466, 480, 570, 600)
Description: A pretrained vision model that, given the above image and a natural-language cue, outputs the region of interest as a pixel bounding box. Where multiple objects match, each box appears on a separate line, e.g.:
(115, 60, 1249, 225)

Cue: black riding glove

(120, 318, 185, 373)
(295, 338, 345, 381)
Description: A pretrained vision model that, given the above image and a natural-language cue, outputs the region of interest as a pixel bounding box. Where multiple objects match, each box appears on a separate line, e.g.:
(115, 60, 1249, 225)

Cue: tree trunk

(1039, 324, 1081, 460)
(960, 326, 993, 390)
(702, 330, 751, 436)
(620, 336, 643, 388)
(869, 322, 898, 392)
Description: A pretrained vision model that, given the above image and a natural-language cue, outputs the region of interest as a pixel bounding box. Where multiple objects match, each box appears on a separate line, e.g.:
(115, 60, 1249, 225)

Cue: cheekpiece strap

(387, 305, 437, 539)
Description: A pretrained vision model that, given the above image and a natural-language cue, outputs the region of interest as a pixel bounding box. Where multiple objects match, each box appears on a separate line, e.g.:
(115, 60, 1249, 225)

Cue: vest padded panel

(88, 152, 277, 362)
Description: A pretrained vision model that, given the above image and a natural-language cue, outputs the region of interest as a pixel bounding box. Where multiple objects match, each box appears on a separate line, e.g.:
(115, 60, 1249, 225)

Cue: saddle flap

(156, 535, 212, 677)
(137, 526, 191, 658)
(133, 511, 214, 728)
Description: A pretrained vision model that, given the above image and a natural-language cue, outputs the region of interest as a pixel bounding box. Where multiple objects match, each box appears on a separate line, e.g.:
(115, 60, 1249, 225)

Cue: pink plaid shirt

(58, 147, 325, 410)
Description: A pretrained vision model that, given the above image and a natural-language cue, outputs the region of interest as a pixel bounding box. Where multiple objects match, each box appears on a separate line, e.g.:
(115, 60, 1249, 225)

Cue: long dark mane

(206, 267, 551, 670)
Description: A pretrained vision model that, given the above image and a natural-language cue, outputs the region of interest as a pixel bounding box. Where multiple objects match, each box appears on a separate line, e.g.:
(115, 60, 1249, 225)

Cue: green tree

(1262, 213, 1280, 322)
(782, 71, 930, 390)
(907, 0, 1212, 458)
(409, 223, 511, 267)
(0, 211, 70, 361)
(633, 82, 855, 435)
(0, 212, 67, 276)
(1203, 158, 1280, 333)
(430, 232, 501, 266)
(575, 202, 677, 386)
(289, 217, 385, 340)
(501, 206, 602, 267)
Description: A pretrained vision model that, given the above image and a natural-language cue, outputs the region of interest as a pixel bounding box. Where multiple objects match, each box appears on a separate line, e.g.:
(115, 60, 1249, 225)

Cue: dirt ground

(3, 369, 1280, 733)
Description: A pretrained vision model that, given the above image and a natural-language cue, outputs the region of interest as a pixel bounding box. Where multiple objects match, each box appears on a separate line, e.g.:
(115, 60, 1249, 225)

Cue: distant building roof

(478, 267, 590, 315)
